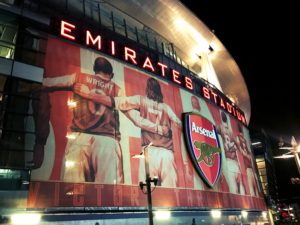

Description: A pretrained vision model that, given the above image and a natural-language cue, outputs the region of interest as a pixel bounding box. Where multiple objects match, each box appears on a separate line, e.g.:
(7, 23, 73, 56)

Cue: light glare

(262, 211, 267, 219)
(241, 210, 248, 218)
(66, 133, 76, 140)
(131, 154, 144, 159)
(251, 141, 262, 146)
(11, 213, 41, 225)
(67, 99, 77, 108)
(274, 155, 294, 159)
(65, 160, 75, 168)
(154, 210, 171, 220)
(211, 210, 221, 218)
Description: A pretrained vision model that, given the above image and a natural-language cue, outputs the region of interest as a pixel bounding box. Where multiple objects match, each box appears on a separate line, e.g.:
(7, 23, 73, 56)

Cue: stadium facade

(0, 0, 269, 224)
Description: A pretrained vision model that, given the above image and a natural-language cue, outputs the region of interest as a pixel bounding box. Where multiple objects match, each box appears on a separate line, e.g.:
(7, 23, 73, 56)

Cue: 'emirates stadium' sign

(57, 20, 247, 125)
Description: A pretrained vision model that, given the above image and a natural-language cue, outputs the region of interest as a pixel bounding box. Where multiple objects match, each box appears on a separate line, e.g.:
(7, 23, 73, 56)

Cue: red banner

(28, 181, 266, 210)
(29, 37, 266, 211)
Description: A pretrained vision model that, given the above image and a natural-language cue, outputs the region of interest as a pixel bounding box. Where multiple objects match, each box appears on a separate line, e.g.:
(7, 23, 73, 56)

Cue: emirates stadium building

(0, 0, 269, 224)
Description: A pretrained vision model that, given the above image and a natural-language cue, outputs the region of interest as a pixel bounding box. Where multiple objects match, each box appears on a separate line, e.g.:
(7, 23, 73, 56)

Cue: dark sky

(180, 1, 300, 143)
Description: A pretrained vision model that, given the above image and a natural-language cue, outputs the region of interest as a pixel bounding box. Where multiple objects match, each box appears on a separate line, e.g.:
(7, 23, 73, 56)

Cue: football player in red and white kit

(74, 77, 181, 187)
(191, 95, 201, 113)
(236, 123, 259, 196)
(216, 111, 243, 194)
(32, 57, 166, 185)
(40, 57, 124, 184)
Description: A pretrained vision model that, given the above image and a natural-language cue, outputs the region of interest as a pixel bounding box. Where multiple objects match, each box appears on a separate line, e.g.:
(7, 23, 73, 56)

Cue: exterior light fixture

(251, 141, 262, 146)
(241, 210, 248, 218)
(211, 210, 221, 218)
(274, 155, 294, 159)
(262, 211, 267, 219)
(154, 210, 171, 220)
(11, 213, 41, 225)
(275, 136, 300, 174)
(65, 160, 75, 168)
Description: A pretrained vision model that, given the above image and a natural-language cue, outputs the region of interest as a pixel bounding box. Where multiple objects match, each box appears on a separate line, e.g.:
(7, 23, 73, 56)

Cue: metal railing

(0, 0, 243, 116)
(20, 0, 185, 66)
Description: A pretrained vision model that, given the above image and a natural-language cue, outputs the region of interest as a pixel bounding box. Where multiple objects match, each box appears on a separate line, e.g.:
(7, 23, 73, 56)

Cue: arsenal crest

(183, 113, 222, 188)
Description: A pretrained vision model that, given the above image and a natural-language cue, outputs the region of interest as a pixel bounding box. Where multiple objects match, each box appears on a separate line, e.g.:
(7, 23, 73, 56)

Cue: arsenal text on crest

(191, 122, 216, 139)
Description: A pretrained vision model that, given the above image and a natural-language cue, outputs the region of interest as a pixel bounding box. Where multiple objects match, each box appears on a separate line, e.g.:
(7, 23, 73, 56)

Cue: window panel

(0, 75, 41, 169)
(0, 11, 18, 59)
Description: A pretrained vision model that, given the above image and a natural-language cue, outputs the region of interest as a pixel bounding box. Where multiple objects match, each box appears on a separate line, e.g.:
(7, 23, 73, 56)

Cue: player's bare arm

(165, 105, 182, 127)
(74, 83, 113, 107)
(124, 110, 170, 136)
(74, 85, 168, 135)
(42, 73, 76, 91)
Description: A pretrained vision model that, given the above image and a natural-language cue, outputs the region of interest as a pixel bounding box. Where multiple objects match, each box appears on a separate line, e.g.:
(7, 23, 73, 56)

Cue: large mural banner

(28, 38, 266, 210)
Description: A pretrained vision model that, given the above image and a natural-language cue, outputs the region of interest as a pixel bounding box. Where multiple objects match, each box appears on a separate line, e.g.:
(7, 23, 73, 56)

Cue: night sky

(180, 1, 300, 143)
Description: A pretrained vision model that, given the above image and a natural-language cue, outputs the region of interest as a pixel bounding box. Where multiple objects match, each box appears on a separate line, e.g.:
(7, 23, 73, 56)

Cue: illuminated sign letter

(142, 57, 155, 72)
(111, 41, 115, 55)
(86, 30, 101, 50)
(241, 115, 246, 124)
(211, 92, 218, 104)
(157, 62, 167, 76)
(60, 20, 76, 40)
(202, 87, 210, 99)
(124, 47, 137, 64)
(220, 98, 226, 109)
(232, 107, 237, 116)
(226, 102, 232, 113)
(236, 110, 242, 120)
(172, 69, 181, 84)
(185, 77, 193, 90)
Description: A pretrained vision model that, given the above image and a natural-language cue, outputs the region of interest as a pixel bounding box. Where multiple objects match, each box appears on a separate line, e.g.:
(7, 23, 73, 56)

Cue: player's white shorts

(223, 158, 240, 194)
(138, 146, 177, 187)
(247, 168, 258, 196)
(61, 132, 123, 184)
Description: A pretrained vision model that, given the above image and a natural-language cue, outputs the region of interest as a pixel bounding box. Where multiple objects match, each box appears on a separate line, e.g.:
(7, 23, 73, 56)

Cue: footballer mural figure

(31, 57, 165, 185)
(191, 95, 201, 113)
(216, 110, 243, 194)
(236, 123, 259, 196)
(34, 57, 124, 184)
(74, 77, 182, 187)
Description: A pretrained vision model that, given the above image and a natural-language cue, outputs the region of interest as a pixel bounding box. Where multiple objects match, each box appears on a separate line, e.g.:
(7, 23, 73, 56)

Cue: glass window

(0, 11, 18, 59)
(0, 168, 29, 190)
(126, 24, 137, 42)
(138, 29, 149, 47)
(99, 3, 115, 30)
(113, 14, 126, 37)
(85, 0, 101, 24)
(15, 27, 47, 67)
(0, 75, 41, 169)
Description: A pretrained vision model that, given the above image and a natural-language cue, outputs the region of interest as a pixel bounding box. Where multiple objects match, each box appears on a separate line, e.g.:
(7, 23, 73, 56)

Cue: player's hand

(95, 88, 106, 96)
(161, 125, 171, 136)
(225, 150, 235, 160)
(157, 125, 171, 136)
(26, 143, 44, 169)
(241, 149, 248, 156)
(74, 83, 90, 97)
